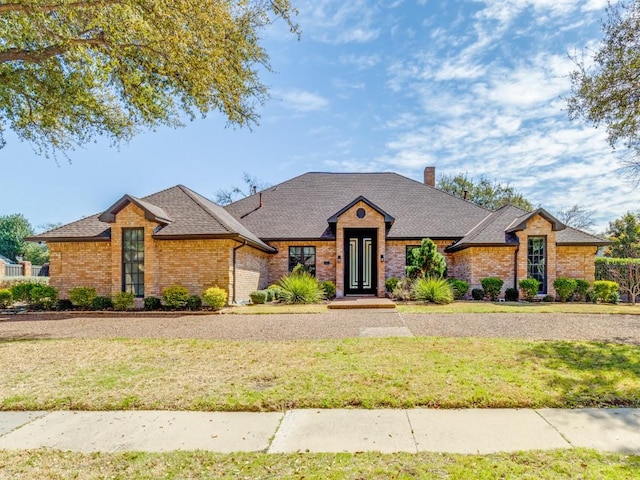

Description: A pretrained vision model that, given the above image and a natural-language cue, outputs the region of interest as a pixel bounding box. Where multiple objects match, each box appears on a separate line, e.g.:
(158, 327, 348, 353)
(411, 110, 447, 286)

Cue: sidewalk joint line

(264, 410, 287, 454)
(405, 410, 419, 453)
(534, 409, 574, 449)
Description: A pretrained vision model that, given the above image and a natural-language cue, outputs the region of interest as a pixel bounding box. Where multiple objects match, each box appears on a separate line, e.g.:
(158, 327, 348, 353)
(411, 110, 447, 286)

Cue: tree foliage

(568, 1, 640, 181)
(605, 211, 640, 258)
(596, 257, 640, 304)
(215, 172, 270, 205)
(0, 214, 49, 265)
(437, 173, 533, 211)
(406, 238, 447, 279)
(0, 1, 299, 156)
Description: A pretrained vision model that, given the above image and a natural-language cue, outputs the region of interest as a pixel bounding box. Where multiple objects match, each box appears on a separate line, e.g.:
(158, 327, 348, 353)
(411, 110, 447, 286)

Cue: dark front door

(344, 229, 377, 295)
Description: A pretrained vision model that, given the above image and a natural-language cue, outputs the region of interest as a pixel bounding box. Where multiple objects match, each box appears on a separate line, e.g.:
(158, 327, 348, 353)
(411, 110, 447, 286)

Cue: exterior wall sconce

(337, 255, 341, 263)
(380, 254, 385, 262)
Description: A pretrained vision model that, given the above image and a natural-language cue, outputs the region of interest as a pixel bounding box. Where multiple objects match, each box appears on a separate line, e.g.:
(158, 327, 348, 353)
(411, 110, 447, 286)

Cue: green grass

(0, 449, 638, 479)
(222, 303, 328, 314)
(397, 301, 640, 314)
(1, 337, 638, 411)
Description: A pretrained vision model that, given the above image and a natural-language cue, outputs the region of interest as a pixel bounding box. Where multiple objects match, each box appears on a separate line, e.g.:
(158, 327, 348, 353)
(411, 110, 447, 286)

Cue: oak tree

(568, 1, 640, 181)
(437, 173, 534, 211)
(0, 1, 298, 156)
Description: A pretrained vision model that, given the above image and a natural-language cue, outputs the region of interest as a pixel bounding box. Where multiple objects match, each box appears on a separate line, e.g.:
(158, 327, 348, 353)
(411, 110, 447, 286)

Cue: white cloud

(277, 90, 329, 112)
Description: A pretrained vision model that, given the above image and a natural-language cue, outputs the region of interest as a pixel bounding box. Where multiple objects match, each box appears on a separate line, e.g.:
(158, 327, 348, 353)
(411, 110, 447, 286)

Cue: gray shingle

(224, 172, 490, 239)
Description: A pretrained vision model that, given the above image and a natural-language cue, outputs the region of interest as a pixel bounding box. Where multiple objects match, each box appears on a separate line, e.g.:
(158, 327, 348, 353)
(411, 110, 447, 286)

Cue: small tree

(406, 238, 447, 279)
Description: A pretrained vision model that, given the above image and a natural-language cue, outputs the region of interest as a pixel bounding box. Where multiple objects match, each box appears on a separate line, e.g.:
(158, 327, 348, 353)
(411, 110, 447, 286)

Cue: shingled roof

(224, 172, 490, 240)
(30, 185, 274, 252)
(447, 204, 610, 251)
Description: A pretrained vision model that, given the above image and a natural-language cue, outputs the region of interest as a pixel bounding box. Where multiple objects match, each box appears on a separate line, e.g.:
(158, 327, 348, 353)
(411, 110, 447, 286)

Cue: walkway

(0, 408, 638, 454)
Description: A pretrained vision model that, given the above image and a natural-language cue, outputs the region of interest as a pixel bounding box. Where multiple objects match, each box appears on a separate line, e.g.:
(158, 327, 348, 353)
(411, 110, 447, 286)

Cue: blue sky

(1, 0, 633, 233)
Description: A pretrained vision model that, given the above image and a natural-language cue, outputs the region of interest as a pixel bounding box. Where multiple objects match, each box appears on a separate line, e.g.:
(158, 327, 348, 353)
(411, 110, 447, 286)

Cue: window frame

(288, 246, 316, 276)
(527, 236, 547, 294)
(122, 227, 145, 297)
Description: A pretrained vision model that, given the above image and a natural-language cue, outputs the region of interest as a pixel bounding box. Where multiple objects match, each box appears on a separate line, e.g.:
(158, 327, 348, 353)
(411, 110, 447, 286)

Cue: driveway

(1, 310, 639, 343)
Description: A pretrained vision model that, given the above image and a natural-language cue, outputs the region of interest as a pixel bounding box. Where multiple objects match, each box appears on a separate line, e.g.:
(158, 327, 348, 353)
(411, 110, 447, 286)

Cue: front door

(344, 229, 377, 295)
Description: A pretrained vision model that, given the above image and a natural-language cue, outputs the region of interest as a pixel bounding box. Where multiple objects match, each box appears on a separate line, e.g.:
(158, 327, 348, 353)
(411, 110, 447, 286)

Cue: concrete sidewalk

(0, 408, 638, 454)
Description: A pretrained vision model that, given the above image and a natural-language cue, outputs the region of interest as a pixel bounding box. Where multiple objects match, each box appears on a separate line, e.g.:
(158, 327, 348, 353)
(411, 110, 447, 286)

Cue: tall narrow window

(288, 246, 316, 276)
(527, 236, 546, 293)
(123, 228, 144, 297)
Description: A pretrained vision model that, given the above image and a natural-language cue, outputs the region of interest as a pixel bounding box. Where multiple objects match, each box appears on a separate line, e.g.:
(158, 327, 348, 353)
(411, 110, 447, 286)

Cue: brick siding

(266, 240, 337, 285)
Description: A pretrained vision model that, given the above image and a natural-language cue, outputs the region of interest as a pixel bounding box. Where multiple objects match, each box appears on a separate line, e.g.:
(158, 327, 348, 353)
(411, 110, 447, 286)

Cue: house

(30, 167, 608, 302)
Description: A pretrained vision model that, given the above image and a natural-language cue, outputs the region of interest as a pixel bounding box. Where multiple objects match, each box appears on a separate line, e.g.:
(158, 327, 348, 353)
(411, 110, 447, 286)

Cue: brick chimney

(423, 166, 435, 187)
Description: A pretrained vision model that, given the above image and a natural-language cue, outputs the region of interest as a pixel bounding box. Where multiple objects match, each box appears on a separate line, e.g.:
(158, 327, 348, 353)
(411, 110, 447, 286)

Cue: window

(288, 246, 316, 275)
(527, 236, 546, 293)
(405, 245, 420, 266)
(122, 228, 144, 297)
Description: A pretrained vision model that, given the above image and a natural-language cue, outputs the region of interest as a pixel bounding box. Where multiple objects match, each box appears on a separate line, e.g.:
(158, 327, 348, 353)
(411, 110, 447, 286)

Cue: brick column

(0, 262, 5, 277)
(19, 261, 32, 277)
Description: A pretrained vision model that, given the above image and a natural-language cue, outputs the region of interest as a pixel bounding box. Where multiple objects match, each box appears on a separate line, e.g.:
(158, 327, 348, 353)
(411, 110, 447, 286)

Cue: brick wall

(235, 245, 270, 302)
(556, 245, 597, 282)
(48, 241, 112, 297)
(266, 240, 336, 285)
(450, 246, 516, 294)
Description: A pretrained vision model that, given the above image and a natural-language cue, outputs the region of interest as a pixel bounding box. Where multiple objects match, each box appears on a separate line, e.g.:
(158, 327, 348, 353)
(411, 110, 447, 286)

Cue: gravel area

(0, 310, 639, 344)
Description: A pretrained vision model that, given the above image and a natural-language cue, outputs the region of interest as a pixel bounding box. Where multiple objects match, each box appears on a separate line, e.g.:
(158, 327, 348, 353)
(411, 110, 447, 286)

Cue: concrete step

(328, 297, 396, 309)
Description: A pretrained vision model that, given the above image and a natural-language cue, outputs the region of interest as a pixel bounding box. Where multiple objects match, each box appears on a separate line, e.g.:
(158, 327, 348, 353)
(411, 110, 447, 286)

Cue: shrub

(519, 278, 540, 301)
(447, 278, 469, 300)
(592, 280, 619, 303)
(320, 280, 336, 299)
(392, 277, 415, 301)
(28, 284, 58, 310)
(471, 288, 485, 300)
(0, 289, 12, 308)
(481, 277, 503, 301)
(162, 285, 190, 310)
(10, 282, 37, 302)
(68, 287, 97, 308)
(504, 287, 519, 302)
(144, 296, 162, 311)
(264, 288, 275, 302)
(278, 272, 325, 304)
(203, 286, 227, 310)
(92, 296, 113, 310)
(385, 277, 400, 293)
(113, 291, 135, 311)
(595, 257, 640, 304)
(406, 238, 447, 278)
(573, 279, 590, 302)
(413, 277, 454, 304)
(553, 277, 577, 302)
(56, 299, 74, 311)
(267, 284, 283, 300)
(249, 290, 267, 304)
(542, 295, 555, 302)
(186, 295, 202, 310)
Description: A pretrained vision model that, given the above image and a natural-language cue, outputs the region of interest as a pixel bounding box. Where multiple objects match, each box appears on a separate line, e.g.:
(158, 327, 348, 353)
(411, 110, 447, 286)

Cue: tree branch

(0, 1, 122, 15)
(0, 36, 109, 63)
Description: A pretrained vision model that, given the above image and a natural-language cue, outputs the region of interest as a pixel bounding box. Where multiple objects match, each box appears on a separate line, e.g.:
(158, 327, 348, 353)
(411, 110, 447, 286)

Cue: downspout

(232, 240, 247, 304)
(514, 244, 519, 290)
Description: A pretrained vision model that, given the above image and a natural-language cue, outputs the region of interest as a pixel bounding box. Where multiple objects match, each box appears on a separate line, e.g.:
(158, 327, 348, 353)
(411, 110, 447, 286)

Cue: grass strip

(396, 301, 640, 314)
(1, 337, 638, 411)
(0, 449, 638, 479)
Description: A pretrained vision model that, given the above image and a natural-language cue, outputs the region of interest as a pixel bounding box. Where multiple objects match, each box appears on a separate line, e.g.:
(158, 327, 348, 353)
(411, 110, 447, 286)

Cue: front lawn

(0, 449, 638, 479)
(1, 337, 638, 411)
(396, 301, 640, 315)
